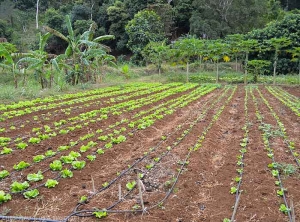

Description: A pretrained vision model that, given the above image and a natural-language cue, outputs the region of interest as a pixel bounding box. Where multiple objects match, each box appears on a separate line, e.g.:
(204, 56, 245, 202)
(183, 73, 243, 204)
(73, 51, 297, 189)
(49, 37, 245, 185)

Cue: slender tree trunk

(13, 66, 18, 89)
(298, 61, 300, 85)
(216, 62, 219, 83)
(235, 56, 238, 72)
(186, 61, 189, 83)
(36, 0, 39, 29)
(273, 60, 277, 85)
(244, 53, 248, 85)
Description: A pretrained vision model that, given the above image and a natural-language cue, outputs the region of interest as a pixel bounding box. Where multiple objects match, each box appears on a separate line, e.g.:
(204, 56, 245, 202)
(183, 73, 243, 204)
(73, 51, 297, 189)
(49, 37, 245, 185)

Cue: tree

(173, 36, 204, 82)
(125, 10, 165, 64)
(0, 19, 12, 41)
(206, 40, 230, 83)
(239, 39, 259, 84)
(190, 0, 270, 38)
(17, 33, 52, 89)
(287, 47, 300, 84)
(44, 15, 114, 84)
(0, 44, 19, 88)
(107, 1, 130, 52)
(248, 60, 271, 83)
(264, 37, 292, 84)
(142, 41, 169, 76)
(225, 34, 244, 72)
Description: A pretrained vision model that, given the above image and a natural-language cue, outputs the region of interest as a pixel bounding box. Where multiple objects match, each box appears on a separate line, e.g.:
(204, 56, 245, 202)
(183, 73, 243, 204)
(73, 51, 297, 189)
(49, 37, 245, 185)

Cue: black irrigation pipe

(64, 86, 229, 219)
(0, 84, 162, 122)
(0, 85, 209, 198)
(251, 87, 293, 222)
(0, 215, 61, 222)
(0, 84, 199, 184)
(0, 84, 179, 147)
(65, 86, 237, 221)
(230, 87, 250, 221)
(257, 88, 300, 169)
(0, 85, 226, 222)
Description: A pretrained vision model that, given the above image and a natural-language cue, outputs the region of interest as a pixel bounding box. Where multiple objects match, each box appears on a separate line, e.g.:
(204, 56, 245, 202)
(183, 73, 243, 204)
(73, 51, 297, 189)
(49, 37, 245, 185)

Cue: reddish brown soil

(281, 86, 300, 97)
(0, 85, 299, 222)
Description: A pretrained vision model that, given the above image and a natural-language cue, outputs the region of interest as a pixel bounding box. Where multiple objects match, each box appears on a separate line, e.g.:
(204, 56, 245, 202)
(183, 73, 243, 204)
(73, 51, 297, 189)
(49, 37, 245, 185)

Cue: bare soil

(0, 84, 299, 222)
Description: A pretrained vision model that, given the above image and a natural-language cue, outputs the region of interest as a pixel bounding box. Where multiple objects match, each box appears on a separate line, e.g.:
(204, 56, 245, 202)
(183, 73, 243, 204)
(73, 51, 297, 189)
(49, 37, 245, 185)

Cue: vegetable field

(0, 83, 299, 222)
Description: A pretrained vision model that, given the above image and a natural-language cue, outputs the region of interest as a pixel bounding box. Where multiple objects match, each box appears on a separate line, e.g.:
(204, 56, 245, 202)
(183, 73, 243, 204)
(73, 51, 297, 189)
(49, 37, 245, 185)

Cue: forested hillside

(0, 0, 299, 55)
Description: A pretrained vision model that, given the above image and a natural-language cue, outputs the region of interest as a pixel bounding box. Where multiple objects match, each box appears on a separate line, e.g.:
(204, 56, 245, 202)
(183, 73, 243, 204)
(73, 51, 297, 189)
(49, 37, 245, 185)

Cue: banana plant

(0, 44, 19, 88)
(16, 32, 52, 89)
(85, 48, 116, 83)
(43, 15, 114, 85)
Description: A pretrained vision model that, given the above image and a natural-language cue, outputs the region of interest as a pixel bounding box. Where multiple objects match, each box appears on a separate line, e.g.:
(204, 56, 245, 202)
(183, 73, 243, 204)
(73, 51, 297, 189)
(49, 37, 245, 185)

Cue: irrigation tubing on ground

(1, 86, 226, 222)
(64, 87, 236, 221)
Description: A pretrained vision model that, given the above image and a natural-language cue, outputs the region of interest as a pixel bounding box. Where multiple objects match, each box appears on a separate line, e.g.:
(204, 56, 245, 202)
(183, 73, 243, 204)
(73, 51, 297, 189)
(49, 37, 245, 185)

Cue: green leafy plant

(0, 147, 12, 155)
(279, 203, 290, 214)
(105, 143, 113, 149)
(0, 191, 11, 203)
(11, 181, 30, 193)
(23, 189, 39, 199)
(95, 148, 104, 155)
(230, 187, 237, 194)
(13, 161, 30, 171)
(45, 179, 59, 188)
(16, 142, 28, 150)
(93, 210, 107, 219)
(87, 155, 96, 161)
(49, 160, 63, 171)
(98, 135, 108, 141)
(33, 154, 45, 163)
(45, 150, 56, 157)
(58, 145, 70, 151)
(111, 135, 126, 144)
(146, 164, 154, 170)
(79, 195, 88, 203)
(69, 151, 81, 158)
(72, 161, 86, 170)
(28, 137, 41, 144)
(102, 182, 109, 187)
(60, 155, 75, 164)
(126, 181, 136, 191)
(0, 170, 9, 180)
(27, 171, 44, 182)
(61, 169, 73, 178)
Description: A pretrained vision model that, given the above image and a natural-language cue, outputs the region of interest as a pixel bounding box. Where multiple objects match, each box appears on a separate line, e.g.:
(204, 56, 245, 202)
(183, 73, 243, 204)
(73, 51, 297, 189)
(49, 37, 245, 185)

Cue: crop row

(251, 86, 295, 220)
(0, 84, 219, 206)
(0, 83, 193, 150)
(67, 86, 236, 220)
(0, 83, 164, 113)
(0, 83, 177, 122)
(266, 86, 300, 117)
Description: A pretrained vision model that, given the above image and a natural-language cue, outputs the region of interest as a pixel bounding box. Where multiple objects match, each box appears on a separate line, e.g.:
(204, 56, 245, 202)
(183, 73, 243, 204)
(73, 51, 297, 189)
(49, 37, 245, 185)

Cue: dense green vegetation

(0, 0, 299, 95)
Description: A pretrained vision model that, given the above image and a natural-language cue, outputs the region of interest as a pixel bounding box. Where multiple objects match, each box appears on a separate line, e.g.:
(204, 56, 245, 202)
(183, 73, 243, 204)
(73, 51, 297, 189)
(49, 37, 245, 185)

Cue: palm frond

(43, 25, 68, 42)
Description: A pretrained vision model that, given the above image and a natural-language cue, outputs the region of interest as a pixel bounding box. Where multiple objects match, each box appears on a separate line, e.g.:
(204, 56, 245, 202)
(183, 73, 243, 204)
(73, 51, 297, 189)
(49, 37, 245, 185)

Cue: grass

(0, 62, 299, 104)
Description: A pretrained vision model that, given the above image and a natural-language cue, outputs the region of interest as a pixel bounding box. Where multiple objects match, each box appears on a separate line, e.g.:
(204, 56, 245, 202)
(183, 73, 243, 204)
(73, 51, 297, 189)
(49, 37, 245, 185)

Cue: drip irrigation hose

(65, 87, 236, 221)
(252, 87, 293, 222)
(0, 85, 227, 222)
